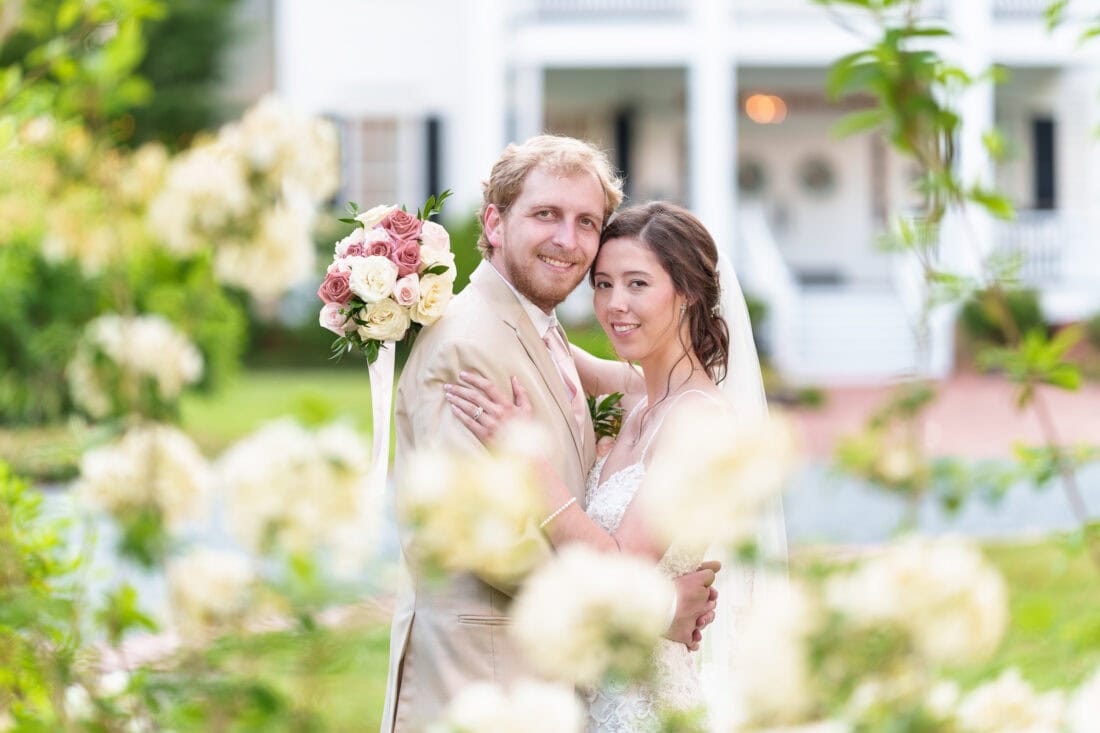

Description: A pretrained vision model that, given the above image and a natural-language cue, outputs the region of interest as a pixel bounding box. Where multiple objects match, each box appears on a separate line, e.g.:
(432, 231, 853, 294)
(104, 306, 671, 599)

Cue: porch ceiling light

(745, 93, 788, 124)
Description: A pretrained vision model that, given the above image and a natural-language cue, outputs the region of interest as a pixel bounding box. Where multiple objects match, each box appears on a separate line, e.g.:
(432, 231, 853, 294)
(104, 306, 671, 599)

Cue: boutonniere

(587, 392, 624, 440)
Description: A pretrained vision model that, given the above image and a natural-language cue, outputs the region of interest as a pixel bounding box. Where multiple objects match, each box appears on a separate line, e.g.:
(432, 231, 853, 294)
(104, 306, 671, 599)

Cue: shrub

(960, 287, 1045, 346)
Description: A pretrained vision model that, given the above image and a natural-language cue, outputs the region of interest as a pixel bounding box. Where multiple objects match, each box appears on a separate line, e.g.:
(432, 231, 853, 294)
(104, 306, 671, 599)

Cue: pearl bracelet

(539, 496, 577, 530)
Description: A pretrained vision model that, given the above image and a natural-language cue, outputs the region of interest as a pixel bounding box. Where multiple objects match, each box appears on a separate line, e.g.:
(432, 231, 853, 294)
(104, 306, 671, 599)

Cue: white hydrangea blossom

(76, 424, 212, 528)
(213, 198, 316, 306)
(147, 95, 338, 308)
(510, 545, 674, 687)
(824, 537, 1008, 665)
(148, 140, 251, 256)
(643, 407, 797, 548)
(1067, 665, 1100, 733)
(427, 680, 583, 733)
(168, 548, 256, 640)
(227, 95, 339, 202)
(732, 582, 821, 728)
(955, 668, 1065, 733)
(397, 444, 546, 587)
(68, 313, 204, 419)
(218, 419, 377, 567)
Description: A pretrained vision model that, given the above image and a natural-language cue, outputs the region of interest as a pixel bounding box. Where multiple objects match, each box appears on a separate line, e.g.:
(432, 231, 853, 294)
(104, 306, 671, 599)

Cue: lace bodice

(582, 453, 707, 732)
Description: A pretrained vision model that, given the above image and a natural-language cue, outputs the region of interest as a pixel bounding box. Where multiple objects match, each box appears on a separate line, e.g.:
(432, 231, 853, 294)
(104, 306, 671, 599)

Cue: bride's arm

(569, 343, 644, 404)
(532, 457, 667, 563)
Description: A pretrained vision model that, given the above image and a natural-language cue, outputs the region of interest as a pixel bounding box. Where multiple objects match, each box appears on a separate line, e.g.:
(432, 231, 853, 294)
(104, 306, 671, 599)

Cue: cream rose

(392, 274, 420, 307)
(347, 255, 399, 303)
(355, 204, 396, 228)
(419, 220, 451, 255)
(357, 298, 411, 342)
(419, 247, 457, 279)
(411, 273, 454, 326)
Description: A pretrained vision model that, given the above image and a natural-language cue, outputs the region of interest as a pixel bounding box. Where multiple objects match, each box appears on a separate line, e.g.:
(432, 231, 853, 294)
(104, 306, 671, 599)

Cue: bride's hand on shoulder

(444, 371, 532, 446)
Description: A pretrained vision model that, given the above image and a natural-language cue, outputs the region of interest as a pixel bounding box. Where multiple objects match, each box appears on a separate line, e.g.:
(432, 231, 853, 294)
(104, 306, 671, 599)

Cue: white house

(235, 0, 1100, 383)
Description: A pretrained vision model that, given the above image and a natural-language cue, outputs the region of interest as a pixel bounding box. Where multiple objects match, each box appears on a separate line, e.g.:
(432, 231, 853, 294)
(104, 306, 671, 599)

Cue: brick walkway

(790, 373, 1100, 459)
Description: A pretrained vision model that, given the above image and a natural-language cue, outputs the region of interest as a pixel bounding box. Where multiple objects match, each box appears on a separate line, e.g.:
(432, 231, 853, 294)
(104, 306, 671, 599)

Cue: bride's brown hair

(592, 201, 730, 384)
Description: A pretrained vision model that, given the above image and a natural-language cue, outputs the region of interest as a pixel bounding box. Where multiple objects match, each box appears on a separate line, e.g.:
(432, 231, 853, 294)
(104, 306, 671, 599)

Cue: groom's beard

(500, 249, 589, 313)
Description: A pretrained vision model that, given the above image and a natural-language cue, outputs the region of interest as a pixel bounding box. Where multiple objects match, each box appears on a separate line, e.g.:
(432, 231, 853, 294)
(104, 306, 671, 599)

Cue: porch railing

(992, 210, 1068, 285)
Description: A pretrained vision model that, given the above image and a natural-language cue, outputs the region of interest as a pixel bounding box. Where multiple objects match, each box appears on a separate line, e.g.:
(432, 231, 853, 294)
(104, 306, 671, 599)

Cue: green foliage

(129, 248, 248, 393)
(0, 241, 247, 426)
(977, 326, 1083, 403)
(128, 0, 241, 148)
(0, 240, 103, 424)
(447, 210, 486, 294)
(587, 391, 625, 440)
(0, 0, 166, 135)
(0, 461, 81, 727)
(959, 287, 1045, 347)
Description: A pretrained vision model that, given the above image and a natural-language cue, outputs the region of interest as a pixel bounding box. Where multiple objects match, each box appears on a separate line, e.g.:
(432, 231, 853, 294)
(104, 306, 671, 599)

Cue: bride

(444, 201, 784, 731)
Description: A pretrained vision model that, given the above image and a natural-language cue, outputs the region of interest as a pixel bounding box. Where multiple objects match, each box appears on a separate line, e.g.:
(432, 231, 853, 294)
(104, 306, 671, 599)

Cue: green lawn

(179, 368, 376, 456)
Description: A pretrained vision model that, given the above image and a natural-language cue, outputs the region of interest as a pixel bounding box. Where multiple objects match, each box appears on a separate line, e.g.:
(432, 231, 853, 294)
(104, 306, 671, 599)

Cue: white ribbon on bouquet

(365, 341, 396, 501)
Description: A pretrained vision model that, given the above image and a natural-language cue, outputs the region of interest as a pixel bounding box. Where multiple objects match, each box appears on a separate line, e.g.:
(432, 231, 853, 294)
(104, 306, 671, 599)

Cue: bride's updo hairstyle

(594, 201, 731, 383)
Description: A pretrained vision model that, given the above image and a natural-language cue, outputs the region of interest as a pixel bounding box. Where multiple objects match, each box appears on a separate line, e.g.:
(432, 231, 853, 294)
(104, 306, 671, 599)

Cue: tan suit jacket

(380, 261, 596, 732)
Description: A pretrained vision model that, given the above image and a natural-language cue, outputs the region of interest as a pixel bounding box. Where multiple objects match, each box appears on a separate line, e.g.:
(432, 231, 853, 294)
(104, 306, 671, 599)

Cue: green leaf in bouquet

(587, 391, 625, 439)
(363, 339, 380, 364)
(423, 264, 450, 276)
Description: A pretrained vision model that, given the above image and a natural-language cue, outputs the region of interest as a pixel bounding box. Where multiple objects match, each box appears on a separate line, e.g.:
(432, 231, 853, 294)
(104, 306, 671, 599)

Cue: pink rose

(364, 228, 394, 258)
(343, 242, 366, 258)
(318, 270, 352, 304)
(334, 228, 366, 257)
(390, 238, 421, 277)
(381, 209, 423, 241)
(392, 274, 420, 307)
(319, 302, 351, 335)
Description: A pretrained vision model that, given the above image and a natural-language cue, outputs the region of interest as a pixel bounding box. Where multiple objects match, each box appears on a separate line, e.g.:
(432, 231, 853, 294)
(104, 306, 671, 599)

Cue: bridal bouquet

(318, 191, 456, 363)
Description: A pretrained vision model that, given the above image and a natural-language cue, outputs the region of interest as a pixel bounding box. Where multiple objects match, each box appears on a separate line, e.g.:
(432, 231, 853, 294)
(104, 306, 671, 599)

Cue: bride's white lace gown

(582, 449, 709, 732)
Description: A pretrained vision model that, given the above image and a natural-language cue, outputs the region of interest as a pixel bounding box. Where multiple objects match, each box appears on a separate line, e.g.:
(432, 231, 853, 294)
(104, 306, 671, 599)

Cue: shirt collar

(488, 262, 559, 338)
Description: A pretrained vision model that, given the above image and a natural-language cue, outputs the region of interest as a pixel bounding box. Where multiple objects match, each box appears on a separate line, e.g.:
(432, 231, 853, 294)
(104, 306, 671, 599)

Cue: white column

(1056, 66, 1100, 280)
(945, 0, 995, 273)
(687, 0, 736, 254)
(512, 63, 545, 143)
(449, 0, 508, 215)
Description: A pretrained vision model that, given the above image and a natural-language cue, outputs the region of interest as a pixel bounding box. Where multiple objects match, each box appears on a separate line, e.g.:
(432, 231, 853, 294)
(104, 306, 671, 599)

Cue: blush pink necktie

(543, 325, 587, 434)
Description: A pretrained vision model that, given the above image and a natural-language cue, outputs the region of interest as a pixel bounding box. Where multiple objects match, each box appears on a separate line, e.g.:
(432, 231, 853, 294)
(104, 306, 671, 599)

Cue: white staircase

(789, 287, 920, 384)
(736, 205, 955, 385)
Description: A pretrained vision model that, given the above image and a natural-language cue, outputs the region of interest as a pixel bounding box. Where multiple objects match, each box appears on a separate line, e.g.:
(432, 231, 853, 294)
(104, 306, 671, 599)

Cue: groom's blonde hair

(477, 135, 624, 260)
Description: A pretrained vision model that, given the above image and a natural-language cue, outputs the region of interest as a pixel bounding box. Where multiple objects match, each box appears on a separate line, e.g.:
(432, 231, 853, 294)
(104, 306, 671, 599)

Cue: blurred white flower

(148, 140, 251, 256)
(214, 198, 316, 308)
(643, 408, 797, 549)
(742, 722, 851, 733)
(218, 418, 378, 566)
(510, 545, 674, 687)
(397, 446, 545, 587)
(229, 95, 339, 202)
(76, 424, 212, 528)
(956, 668, 1065, 733)
(168, 548, 256, 640)
(1066, 665, 1100, 733)
(68, 313, 204, 419)
(427, 680, 583, 733)
(732, 581, 821, 727)
(824, 536, 1008, 665)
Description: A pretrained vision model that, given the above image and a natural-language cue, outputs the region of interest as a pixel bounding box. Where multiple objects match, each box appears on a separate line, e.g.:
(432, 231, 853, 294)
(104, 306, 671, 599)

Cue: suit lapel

(468, 263, 589, 470)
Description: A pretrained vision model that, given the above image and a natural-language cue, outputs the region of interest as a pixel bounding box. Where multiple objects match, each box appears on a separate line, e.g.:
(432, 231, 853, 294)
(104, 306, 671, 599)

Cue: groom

(381, 135, 719, 732)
